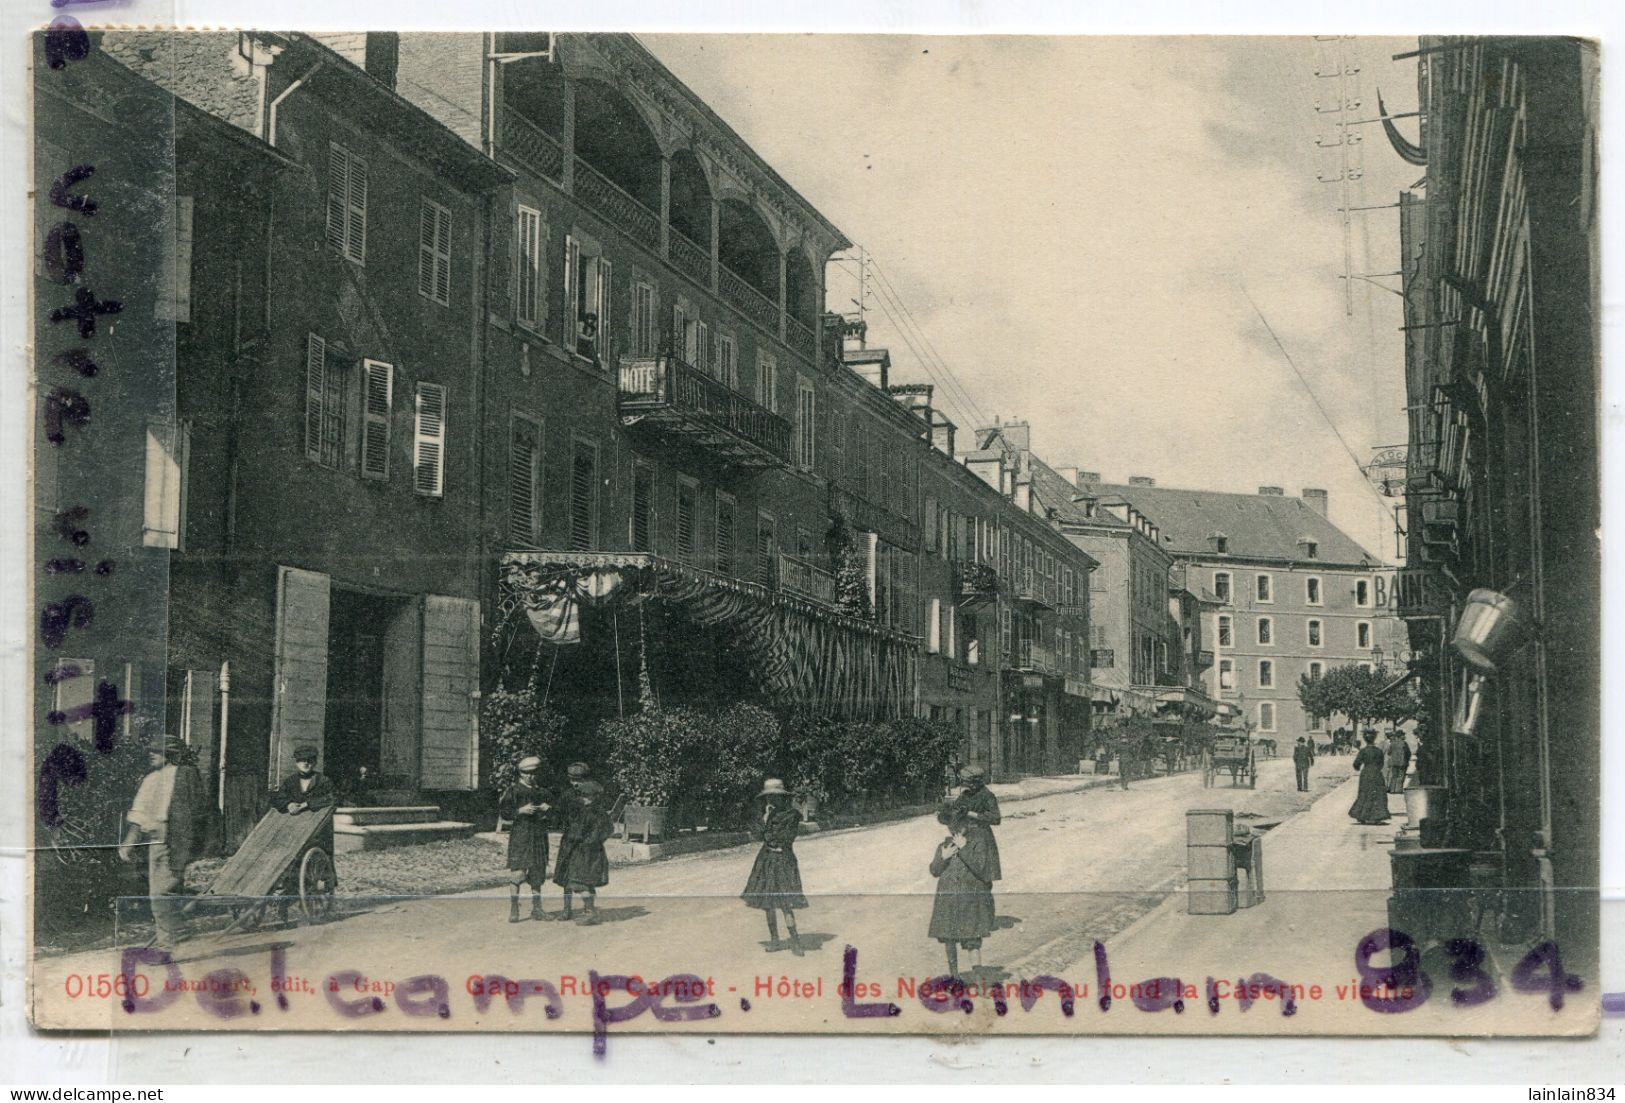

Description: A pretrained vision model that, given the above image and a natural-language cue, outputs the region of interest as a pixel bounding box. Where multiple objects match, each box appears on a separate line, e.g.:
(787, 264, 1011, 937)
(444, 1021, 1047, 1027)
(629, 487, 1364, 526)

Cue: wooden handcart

(196, 806, 338, 932)
(1203, 734, 1256, 789)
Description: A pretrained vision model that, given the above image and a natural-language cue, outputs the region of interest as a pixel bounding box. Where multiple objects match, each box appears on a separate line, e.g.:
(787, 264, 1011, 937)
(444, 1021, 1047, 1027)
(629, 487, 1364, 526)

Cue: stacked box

(1186, 808, 1237, 915)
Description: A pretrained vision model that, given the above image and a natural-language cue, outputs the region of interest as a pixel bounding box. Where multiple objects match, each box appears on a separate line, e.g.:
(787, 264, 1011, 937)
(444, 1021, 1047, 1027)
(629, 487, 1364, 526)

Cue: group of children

(499, 759, 614, 924)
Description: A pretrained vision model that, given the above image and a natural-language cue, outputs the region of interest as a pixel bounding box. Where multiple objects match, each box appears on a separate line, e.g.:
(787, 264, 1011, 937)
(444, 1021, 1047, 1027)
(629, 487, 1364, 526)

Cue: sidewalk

(1082, 771, 1405, 1028)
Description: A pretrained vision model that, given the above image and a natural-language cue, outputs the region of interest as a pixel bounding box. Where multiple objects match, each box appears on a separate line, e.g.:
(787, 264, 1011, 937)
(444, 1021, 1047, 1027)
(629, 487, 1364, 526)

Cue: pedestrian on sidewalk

(1348, 732, 1391, 825)
(499, 756, 554, 923)
(554, 766, 612, 924)
(953, 765, 1002, 881)
(1292, 737, 1312, 792)
(928, 789, 997, 979)
(741, 778, 807, 955)
(1384, 732, 1411, 794)
(118, 733, 206, 948)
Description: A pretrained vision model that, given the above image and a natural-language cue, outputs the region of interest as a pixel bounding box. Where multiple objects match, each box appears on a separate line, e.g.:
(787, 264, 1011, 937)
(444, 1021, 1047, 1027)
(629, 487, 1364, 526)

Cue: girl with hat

(740, 778, 807, 955)
(927, 787, 997, 979)
(499, 755, 554, 922)
(553, 774, 612, 924)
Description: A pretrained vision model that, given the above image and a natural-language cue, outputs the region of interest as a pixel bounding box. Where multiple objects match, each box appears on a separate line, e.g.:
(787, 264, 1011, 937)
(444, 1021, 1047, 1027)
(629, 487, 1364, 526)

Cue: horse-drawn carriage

(191, 806, 338, 932)
(1203, 733, 1257, 789)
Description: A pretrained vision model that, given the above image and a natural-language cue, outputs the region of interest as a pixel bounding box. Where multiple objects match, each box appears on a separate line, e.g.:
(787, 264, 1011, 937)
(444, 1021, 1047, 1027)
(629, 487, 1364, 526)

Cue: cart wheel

(298, 848, 337, 923)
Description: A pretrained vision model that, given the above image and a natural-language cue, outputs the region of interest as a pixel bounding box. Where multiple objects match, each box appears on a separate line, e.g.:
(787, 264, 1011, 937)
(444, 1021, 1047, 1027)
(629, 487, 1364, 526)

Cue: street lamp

(1371, 645, 1385, 668)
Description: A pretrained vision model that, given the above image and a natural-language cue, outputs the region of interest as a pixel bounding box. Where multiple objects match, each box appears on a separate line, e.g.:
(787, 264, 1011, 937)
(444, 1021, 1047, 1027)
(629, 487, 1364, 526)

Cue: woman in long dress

(927, 789, 997, 978)
(741, 778, 807, 955)
(1348, 731, 1392, 824)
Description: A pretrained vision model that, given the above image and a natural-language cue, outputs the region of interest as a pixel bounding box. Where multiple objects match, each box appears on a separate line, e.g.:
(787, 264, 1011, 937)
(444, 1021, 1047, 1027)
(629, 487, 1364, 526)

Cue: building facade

(1387, 36, 1599, 957)
(1083, 479, 1404, 745)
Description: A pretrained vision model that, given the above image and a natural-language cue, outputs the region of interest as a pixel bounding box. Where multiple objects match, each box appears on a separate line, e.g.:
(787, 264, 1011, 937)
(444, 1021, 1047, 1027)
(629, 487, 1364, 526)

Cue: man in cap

(499, 755, 554, 922)
(119, 733, 206, 947)
(1292, 737, 1313, 792)
(554, 764, 612, 924)
(274, 744, 335, 816)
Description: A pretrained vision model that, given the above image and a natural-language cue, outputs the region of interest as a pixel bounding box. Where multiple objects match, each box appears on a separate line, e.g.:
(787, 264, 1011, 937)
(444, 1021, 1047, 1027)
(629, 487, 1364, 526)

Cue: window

(508, 414, 542, 545)
(1257, 617, 1273, 645)
(1306, 576, 1322, 606)
(630, 280, 656, 356)
(1355, 578, 1372, 607)
(564, 234, 610, 360)
(757, 351, 777, 411)
(1255, 573, 1273, 603)
(694, 319, 712, 374)
(361, 360, 393, 480)
(1309, 661, 1323, 680)
(568, 441, 597, 550)
(756, 511, 777, 586)
(631, 461, 654, 553)
(142, 418, 190, 549)
(412, 382, 447, 497)
(155, 195, 193, 322)
(927, 597, 942, 653)
(719, 334, 737, 389)
(964, 613, 980, 665)
(1357, 621, 1372, 649)
(515, 206, 543, 328)
(303, 334, 345, 469)
(1213, 571, 1231, 603)
(1219, 658, 1234, 690)
(1258, 659, 1274, 688)
(418, 198, 452, 306)
(1306, 710, 1323, 732)
(1217, 615, 1232, 648)
(1214, 535, 1228, 554)
(1307, 618, 1323, 648)
(675, 476, 699, 564)
(795, 376, 816, 471)
(1305, 541, 1319, 559)
(715, 492, 736, 573)
(326, 143, 367, 264)
(1258, 702, 1276, 732)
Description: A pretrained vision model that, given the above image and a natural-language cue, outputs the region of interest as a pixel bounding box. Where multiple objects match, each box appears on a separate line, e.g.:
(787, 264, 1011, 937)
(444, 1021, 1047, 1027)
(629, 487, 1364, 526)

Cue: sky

(641, 34, 1425, 563)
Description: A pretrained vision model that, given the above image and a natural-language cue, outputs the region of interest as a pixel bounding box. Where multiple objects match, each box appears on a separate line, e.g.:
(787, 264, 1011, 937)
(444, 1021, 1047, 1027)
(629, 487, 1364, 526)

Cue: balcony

(619, 355, 792, 469)
(669, 228, 711, 288)
(719, 264, 780, 334)
(574, 156, 660, 251)
(786, 316, 816, 361)
(1193, 649, 1215, 670)
(952, 561, 998, 605)
(499, 112, 564, 182)
(777, 554, 836, 607)
(1007, 639, 1059, 676)
(1010, 565, 1055, 608)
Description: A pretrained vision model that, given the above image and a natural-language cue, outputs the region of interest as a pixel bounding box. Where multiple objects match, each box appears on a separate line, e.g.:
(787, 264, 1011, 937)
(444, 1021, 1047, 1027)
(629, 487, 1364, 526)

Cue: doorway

(325, 588, 418, 797)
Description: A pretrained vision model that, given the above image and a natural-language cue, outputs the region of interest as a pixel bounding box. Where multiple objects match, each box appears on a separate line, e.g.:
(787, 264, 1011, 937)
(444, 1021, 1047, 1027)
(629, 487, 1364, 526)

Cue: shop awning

(497, 551, 919, 720)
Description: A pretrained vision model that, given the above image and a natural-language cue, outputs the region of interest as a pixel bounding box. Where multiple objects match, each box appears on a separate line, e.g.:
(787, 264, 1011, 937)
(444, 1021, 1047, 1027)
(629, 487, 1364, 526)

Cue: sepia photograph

(20, 16, 1606, 1059)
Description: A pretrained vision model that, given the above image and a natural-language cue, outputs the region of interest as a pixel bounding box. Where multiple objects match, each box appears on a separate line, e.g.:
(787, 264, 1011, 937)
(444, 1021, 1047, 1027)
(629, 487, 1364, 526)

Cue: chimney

(1302, 488, 1329, 516)
(1077, 471, 1101, 487)
(1001, 420, 1031, 451)
(931, 412, 956, 457)
(1128, 475, 1156, 487)
(365, 32, 400, 89)
(1054, 465, 1079, 485)
(1258, 486, 1284, 496)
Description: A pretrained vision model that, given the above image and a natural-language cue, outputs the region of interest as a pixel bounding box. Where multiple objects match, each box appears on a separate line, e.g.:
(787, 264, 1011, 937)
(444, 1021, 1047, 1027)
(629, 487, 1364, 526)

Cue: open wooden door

(270, 566, 331, 784)
(420, 595, 479, 790)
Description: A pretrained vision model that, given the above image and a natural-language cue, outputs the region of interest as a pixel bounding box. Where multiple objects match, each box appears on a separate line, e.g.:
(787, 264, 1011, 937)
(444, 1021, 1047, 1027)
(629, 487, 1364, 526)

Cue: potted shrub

(481, 684, 567, 801)
(690, 703, 780, 831)
(604, 706, 697, 840)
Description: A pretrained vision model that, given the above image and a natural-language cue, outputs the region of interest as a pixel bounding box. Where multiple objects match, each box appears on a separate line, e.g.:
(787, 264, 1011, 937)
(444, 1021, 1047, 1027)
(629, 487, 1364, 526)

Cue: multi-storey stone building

(1081, 478, 1403, 745)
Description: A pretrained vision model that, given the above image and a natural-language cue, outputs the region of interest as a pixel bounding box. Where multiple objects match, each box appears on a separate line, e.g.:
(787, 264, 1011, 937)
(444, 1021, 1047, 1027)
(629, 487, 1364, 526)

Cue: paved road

(33, 753, 1359, 1029)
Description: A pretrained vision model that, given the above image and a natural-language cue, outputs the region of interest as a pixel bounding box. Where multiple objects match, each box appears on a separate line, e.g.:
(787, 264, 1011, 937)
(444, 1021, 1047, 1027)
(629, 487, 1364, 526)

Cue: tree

(827, 512, 872, 619)
(1297, 663, 1421, 739)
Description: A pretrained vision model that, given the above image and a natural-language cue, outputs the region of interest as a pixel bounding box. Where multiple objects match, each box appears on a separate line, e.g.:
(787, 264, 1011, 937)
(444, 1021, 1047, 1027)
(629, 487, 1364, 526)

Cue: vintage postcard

(27, 28, 1601, 1041)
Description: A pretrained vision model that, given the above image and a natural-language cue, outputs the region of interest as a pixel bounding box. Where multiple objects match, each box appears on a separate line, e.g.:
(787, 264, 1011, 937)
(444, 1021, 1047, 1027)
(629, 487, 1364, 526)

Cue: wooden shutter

(420, 595, 479, 790)
(418, 200, 451, 305)
(413, 382, 447, 497)
(361, 360, 392, 480)
(346, 151, 367, 263)
(563, 234, 578, 348)
(509, 415, 542, 545)
(715, 494, 735, 573)
(304, 334, 327, 462)
(597, 257, 612, 362)
(569, 444, 595, 550)
(326, 145, 349, 252)
(270, 566, 331, 783)
(676, 479, 697, 563)
(631, 463, 653, 552)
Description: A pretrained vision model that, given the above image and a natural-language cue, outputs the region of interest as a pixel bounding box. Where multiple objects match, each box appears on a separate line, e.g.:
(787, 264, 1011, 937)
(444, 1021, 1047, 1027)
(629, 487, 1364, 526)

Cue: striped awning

(497, 551, 918, 720)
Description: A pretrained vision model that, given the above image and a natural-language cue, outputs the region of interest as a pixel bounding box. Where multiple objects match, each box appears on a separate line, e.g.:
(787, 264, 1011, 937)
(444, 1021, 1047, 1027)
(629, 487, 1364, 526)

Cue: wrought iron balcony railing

(719, 264, 780, 333)
(574, 156, 660, 250)
(498, 112, 564, 181)
(668, 228, 712, 288)
(618, 355, 792, 469)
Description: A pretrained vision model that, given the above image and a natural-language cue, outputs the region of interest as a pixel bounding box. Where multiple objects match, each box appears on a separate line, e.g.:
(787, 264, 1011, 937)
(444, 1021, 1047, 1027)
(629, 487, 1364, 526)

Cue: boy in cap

(274, 744, 336, 816)
(119, 734, 206, 947)
(554, 764, 612, 924)
(499, 755, 554, 922)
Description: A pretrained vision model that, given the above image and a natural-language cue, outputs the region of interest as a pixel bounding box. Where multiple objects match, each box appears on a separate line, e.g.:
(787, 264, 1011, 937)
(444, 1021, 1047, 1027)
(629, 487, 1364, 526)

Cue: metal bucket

(1451, 588, 1524, 672)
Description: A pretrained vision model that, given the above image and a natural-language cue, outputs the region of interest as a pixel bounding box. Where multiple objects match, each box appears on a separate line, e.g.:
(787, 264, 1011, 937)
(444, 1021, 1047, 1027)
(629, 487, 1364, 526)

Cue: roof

(1026, 457, 1097, 527)
(1083, 482, 1381, 567)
